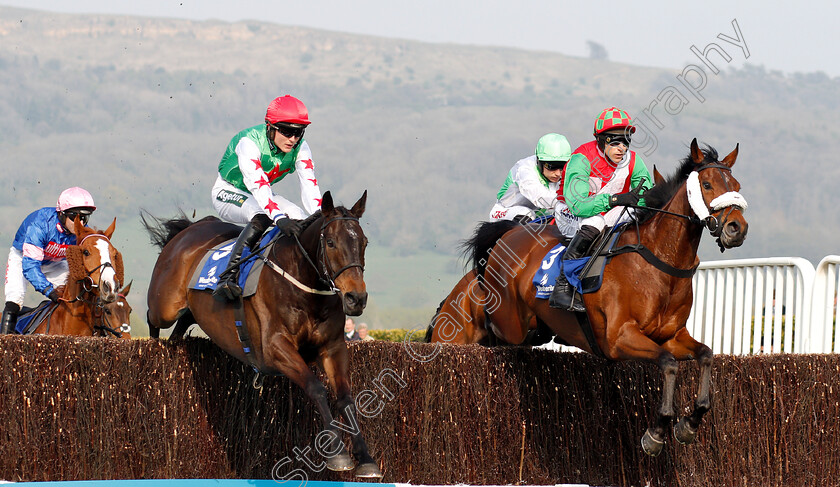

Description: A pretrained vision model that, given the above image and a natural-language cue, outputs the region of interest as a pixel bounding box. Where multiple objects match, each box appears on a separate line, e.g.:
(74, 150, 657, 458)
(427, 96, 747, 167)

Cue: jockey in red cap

(211, 95, 322, 301)
(549, 107, 653, 312)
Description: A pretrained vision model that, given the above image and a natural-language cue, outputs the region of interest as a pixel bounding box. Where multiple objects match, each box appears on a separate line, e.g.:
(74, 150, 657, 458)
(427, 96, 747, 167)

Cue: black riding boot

(213, 214, 272, 302)
(1, 302, 20, 335)
(549, 225, 600, 312)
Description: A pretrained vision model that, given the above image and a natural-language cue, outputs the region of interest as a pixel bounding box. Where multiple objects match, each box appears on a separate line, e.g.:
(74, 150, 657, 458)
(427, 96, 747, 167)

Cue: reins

(228, 214, 364, 296)
(593, 163, 747, 278)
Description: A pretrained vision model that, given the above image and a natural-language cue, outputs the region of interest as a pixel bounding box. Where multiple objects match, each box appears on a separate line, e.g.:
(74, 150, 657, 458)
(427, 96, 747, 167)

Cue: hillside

(1, 6, 838, 331)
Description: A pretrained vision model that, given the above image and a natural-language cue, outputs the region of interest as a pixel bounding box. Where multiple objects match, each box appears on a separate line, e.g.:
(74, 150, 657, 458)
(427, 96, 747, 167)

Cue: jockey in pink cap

(2, 187, 96, 334)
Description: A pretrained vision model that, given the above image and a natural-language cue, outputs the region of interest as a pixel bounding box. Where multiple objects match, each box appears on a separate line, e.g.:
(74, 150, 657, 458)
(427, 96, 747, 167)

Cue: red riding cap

(265, 95, 311, 126)
(594, 107, 635, 135)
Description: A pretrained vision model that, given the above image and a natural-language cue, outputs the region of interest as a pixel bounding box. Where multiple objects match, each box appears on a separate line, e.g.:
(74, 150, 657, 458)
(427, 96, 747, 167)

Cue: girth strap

(232, 297, 260, 373)
(574, 310, 606, 358)
(608, 244, 699, 278)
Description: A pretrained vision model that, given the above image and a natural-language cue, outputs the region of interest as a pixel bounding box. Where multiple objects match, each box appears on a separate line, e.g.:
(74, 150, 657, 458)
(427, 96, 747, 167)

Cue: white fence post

(810, 256, 840, 353)
(687, 257, 815, 355)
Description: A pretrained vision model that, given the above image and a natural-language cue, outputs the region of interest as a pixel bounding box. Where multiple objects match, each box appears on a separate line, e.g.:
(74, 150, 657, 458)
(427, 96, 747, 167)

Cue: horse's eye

(83, 249, 91, 256)
(326, 239, 335, 248)
(702, 182, 712, 190)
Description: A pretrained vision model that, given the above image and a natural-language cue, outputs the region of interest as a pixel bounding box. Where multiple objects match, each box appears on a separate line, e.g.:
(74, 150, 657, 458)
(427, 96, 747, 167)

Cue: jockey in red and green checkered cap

(549, 107, 653, 312)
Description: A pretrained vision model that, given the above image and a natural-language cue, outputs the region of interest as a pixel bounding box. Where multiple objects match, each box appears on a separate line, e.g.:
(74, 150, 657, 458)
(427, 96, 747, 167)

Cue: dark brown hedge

(1, 336, 838, 486)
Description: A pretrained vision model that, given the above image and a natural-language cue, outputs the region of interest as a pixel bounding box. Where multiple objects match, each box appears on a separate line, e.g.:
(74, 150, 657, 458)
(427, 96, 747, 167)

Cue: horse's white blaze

(94, 239, 117, 291)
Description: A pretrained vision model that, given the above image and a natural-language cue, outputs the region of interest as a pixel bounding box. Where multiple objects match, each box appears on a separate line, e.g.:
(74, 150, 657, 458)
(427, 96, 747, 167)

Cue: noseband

(685, 163, 748, 238)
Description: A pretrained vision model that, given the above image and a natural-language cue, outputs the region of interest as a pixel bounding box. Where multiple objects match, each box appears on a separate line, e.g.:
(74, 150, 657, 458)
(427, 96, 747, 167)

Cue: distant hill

(1, 6, 839, 331)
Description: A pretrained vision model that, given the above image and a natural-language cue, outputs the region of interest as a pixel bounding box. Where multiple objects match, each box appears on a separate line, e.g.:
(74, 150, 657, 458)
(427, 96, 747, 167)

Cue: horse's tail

(460, 220, 519, 279)
(424, 298, 447, 343)
(140, 210, 217, 250)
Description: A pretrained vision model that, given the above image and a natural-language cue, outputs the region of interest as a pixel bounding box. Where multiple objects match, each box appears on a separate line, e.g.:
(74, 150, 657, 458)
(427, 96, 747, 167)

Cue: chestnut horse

(424, 267, 555, 347)
(464, 139, 748, 456)
(32, 218, 129, 338)
(143, 191, 381, 478)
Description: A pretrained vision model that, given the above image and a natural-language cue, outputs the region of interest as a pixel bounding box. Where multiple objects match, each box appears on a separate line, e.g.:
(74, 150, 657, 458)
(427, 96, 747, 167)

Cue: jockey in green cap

(490, 133, 572, 223)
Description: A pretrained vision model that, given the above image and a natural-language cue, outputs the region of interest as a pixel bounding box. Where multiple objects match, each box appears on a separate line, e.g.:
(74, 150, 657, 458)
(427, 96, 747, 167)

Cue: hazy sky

(1, 0, 837, 77)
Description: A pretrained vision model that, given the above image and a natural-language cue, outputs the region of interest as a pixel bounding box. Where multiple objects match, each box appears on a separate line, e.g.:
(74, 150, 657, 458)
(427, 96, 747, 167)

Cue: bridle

(684, 163, 748, 238)
(91, 293, 130, 338)
(604, 162, 748, 277)
(261, 214, 365, 294)
(60, 234, 118, 304)
(629, 163, 748, 238)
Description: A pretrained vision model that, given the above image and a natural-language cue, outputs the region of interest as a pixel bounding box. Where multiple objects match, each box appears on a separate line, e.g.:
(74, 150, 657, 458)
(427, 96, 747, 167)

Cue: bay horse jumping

(143, 191, 382, 478)
(32, 218, 129, 338)
(465, 139, 748, 456)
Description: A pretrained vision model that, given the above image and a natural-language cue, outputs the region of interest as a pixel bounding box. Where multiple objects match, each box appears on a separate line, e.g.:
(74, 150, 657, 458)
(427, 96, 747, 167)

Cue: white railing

(687, 257, 818, 355)
(809, 255, 840, 353)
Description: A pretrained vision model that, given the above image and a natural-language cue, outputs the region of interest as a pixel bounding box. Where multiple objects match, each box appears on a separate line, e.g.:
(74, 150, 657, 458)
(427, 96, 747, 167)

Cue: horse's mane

(635, 144, 719, 224)
(299, 206, 355, 232)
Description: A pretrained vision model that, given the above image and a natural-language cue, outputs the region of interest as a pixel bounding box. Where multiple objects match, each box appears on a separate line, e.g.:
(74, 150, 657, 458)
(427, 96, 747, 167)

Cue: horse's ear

(73, 217, 89, 238)
(690, 138, 704, 165)
(121, 280, 132, 297)
(653, 165, 665, 185)
(721, 143, 739, 168)
(321, 191, 334, 214)
(103, 218, 117, 240)
(350, 190, 367, 218)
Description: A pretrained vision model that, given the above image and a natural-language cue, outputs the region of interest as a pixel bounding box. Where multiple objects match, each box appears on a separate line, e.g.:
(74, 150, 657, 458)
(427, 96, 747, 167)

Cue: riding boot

(1, 302, 20, 335)
(213, 214, 272, 302)
(549, 225, 600, 312)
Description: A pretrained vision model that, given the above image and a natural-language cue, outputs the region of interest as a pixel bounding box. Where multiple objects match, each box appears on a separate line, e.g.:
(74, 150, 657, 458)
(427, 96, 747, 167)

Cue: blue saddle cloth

(15, 301, 54, 334)
(190, 228, 280, 293)
(533, 227, 625, 300)
(533, 244, 591, 300)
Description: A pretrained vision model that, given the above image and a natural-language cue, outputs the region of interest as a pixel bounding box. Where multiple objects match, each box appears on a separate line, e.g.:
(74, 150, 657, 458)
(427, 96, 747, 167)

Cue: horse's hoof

(641, 428, 665, 457)
(326, 452, 354, 472)
(674, 417, 698, 445)
(355, 462, 383, 478)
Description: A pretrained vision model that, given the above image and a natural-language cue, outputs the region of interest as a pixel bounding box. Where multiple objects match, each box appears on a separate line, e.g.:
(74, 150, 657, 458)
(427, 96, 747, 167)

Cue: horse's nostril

(726, 221, 741, 235)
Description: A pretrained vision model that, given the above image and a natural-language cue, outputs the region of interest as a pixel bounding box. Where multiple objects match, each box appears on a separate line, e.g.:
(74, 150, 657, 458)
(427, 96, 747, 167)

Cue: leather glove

(47, 289, 61, 303)
(609, 183, 646, 208)
(609, 191, 640, 208)
(275, 217, 303, 238)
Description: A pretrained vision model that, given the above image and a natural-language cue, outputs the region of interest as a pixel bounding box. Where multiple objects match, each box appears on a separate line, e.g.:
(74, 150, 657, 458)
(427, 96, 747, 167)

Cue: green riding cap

(536, 133, 572, 161)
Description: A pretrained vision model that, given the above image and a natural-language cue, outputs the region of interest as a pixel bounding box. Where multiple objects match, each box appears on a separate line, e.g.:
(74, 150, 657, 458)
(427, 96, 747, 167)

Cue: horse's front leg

(266, 335, 354, 473)
(663, 328, 714, 445)
(320, 348, 383, 478)
(608, 325, 678, 457)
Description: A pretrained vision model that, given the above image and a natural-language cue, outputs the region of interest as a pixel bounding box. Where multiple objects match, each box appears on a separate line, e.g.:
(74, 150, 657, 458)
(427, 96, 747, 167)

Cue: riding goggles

(64, 210, 92, 224)
(604, 134, 631, 147)
(541, 160, 568, 171)
(272, 123, 306, 139)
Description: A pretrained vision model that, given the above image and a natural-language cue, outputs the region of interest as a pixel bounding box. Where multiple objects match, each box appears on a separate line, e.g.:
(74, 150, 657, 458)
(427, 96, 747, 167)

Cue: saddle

(15, 301, 57, 334)
(189, 228, 280, 296)
(532, 227, 624, 299)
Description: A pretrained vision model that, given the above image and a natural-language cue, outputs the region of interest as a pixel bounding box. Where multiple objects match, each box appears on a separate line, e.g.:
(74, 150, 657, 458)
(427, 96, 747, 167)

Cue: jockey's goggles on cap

(272, 123, 306, 139)
(63, 208, 93, 225)
(604, 133, 631, 147)
(541, 160, 567, 171)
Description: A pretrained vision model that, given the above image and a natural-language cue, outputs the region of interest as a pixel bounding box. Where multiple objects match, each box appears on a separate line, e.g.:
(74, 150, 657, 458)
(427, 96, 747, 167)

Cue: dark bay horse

(32, 218, 129, 338)
(143, 191, 382, 478)
(465, 139, 748, 456)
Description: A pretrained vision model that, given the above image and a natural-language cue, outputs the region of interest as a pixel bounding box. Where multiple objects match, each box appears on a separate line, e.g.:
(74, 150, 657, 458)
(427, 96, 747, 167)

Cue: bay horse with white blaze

(464, 139, 748, 456)
(143, 191, 381, 478)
